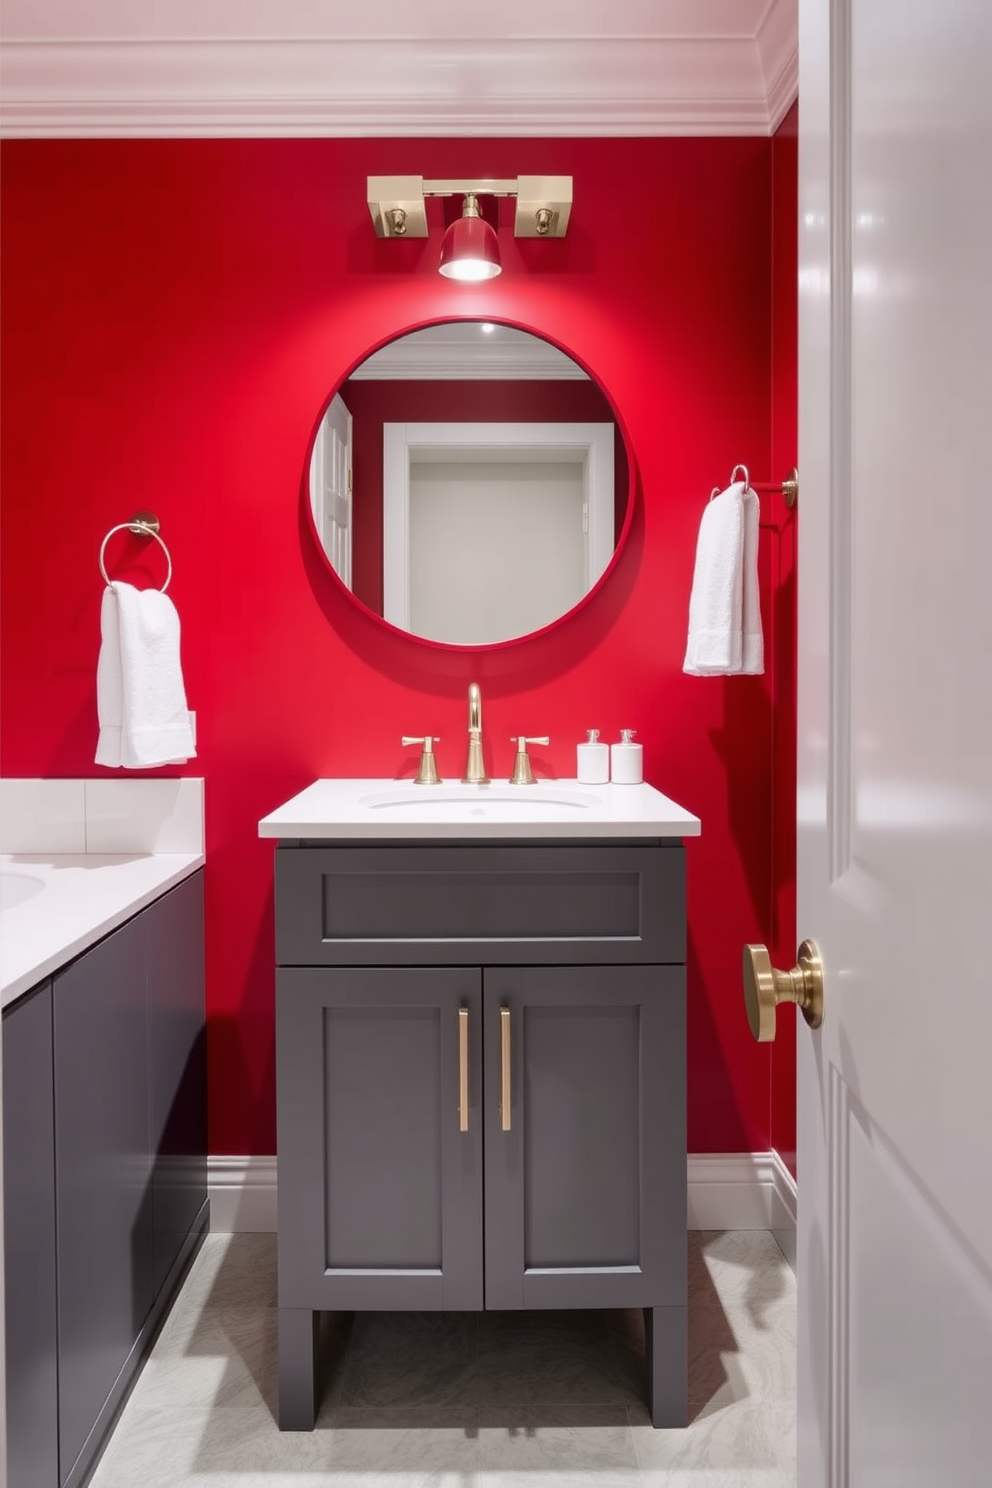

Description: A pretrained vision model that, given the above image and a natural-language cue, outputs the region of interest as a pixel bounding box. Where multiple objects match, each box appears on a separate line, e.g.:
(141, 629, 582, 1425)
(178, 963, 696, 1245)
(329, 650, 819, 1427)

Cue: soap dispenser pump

(611, 729, 643, 784)
(576, 729, 609, 784)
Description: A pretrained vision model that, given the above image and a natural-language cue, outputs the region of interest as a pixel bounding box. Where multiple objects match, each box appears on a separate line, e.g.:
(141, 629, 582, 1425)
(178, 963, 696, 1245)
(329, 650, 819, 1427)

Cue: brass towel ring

(730, 463, 751, 491)
(99, 512, 172, 592)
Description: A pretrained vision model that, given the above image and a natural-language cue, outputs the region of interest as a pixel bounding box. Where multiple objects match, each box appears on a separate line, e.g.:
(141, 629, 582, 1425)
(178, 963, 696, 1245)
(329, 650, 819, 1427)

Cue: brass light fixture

(367, 175, 572, 281)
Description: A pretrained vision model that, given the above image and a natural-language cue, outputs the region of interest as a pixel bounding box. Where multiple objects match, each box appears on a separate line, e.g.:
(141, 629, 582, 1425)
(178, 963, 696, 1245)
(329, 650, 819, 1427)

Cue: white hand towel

(740, 487, 764, 674)
(683, 480, 764, 676)
(95, 581, 196, 768)
(683, 481, 745, 674)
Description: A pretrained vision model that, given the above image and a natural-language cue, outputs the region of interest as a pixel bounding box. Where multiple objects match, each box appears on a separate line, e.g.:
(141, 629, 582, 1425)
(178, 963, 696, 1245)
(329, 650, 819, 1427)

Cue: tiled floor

(89, 1230, 796, 1486)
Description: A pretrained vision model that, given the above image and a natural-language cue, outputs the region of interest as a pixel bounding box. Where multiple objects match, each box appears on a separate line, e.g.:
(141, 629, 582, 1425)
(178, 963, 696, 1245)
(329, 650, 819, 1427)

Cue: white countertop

(258, 778, 701, 841)
(1, 852, 204, 1009)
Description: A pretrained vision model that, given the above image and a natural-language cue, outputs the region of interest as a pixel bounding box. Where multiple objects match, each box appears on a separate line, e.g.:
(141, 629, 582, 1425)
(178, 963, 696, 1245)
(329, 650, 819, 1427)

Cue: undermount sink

(259, 778, 701, 841)
(358, 784, 602, 817)
(0, 871, 45, 912)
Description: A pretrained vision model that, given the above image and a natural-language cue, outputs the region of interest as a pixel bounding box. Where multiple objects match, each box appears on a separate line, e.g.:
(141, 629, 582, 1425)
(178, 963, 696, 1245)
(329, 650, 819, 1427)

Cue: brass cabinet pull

(458, 1006, 469, 1132)
(500, 1005, 512, 1131)
(743, 939, 824, 1041)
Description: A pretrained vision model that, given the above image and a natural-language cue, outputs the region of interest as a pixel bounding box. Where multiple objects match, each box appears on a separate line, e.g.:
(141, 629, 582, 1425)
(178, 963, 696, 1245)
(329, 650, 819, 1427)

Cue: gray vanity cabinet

(3, 871, 206, 1488)
(274, 839, 688, 1430)
(55, 910, 155, 1480)
(146, 873, 207, 1299)
(2, 980, 59, 1488)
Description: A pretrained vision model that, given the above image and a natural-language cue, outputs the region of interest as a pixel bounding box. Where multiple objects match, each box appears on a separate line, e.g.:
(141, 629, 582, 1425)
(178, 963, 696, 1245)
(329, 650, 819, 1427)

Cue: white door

(795, 2, 992, 1483)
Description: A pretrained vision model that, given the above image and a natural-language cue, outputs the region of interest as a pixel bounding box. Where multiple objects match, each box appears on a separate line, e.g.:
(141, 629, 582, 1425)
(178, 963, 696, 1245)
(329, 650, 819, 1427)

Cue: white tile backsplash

(0, 778, 87, 852)
(84, 778, 204, 854)
(0, 777, 203, 855)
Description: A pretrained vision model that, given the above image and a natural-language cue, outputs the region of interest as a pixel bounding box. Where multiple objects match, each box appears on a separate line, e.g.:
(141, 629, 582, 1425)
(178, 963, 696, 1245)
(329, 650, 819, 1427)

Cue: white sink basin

(358, 784, 603, 819)
(0, 871, 45, 912)
(259, 779, 701, 841)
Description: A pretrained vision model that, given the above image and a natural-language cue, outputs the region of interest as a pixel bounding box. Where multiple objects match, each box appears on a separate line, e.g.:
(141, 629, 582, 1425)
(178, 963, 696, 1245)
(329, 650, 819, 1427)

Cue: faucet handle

(509, 735, 550, 786)
(401, 735, 442, 785)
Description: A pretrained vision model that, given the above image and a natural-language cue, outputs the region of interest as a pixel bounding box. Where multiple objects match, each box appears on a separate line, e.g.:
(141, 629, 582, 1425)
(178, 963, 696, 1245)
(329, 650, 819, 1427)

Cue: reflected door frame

(382, 421, 614, 638)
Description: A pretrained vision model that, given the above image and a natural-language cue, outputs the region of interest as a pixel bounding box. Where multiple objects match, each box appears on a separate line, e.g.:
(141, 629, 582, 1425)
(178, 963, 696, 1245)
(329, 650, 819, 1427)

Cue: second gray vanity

(261, 779, 700, 1430)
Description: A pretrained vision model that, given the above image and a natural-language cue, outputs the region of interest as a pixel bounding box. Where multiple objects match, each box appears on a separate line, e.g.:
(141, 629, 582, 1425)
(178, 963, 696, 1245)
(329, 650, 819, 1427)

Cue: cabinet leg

(278, 1307, 319, 1430)
(643, 1304, 687, 1427)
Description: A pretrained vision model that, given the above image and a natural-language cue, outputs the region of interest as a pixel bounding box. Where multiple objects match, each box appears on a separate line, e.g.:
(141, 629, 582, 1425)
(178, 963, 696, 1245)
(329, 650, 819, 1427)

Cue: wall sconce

(367, 175, 573, 282)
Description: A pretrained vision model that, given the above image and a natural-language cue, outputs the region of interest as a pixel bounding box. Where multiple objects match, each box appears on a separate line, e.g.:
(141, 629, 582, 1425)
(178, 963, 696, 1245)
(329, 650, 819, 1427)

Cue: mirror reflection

(308, 322, 629, 646)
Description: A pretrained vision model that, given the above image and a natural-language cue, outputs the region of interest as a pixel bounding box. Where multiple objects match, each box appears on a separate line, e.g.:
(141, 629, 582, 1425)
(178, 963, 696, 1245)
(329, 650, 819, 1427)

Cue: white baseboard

(208, 1151, 798, 1239)
(208, 1156, 278, 1233)
(687, 1150, 797, 1233)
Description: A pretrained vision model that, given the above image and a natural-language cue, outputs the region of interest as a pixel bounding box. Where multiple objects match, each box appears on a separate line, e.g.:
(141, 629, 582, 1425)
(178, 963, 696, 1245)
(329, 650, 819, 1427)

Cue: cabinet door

(54, 914, 153, 1484)
(483, 965, 685, 1310)
(145, 872, 206, 1298)
(277, 967, 484, 1310)
(3, 982, 58, 1488)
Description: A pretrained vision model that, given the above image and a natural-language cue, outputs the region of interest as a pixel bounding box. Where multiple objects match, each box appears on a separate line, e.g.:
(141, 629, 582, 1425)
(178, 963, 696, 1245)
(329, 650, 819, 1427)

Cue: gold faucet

(462, 683, 489, 784)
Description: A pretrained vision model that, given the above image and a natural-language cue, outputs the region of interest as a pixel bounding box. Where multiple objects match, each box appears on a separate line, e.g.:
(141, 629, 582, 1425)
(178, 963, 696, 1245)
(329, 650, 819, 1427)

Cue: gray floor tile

(477, 1309, 630, 1409)
(88, 1228, 797, 1484)
(129, 1300, 279, 1413)
(324, 1407, 482, 1484)
(691, 1231, 795, 1315)
(478, 1403, 640, 1486)
(629, 1397, 794, 1486)
(340, 1311, 480, 1409)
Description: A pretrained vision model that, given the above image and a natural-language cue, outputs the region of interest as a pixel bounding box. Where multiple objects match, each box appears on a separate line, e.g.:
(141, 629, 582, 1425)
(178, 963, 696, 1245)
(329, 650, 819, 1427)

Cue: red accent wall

(0, 135, 791, 1159)
(770, 103, 800, 1176)
(342, 377, 628, 614)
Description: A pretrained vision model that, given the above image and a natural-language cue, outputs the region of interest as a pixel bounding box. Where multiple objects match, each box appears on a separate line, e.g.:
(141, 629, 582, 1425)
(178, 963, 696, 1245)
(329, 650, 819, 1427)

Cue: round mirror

(307, 321, 631, 647)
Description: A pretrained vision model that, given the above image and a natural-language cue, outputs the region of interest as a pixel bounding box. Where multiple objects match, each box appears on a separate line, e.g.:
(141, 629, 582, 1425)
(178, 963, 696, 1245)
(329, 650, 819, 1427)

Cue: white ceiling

(0, 0, 797, 138)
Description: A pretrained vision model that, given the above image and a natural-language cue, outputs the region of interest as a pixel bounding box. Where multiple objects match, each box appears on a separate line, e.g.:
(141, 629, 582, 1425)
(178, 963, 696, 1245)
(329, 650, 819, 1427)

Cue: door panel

(483, 965, 685, 1311)
(145, 873, 206, 1299)
(324, 1003, 444, 1269)
(797, 1, 992, 1481)
(54, 915, 153, 1483)
(523, 1000, 640, 1269)
(276, 967, 483, 1311)
(2, 983, 58, 1488)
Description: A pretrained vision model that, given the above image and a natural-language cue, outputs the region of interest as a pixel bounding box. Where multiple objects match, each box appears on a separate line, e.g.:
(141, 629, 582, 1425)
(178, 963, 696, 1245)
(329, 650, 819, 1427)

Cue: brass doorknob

(742, 940, 824, 1041)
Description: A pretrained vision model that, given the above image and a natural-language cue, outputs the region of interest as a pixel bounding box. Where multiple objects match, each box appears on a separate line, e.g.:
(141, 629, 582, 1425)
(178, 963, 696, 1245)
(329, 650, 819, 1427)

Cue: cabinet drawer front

(276, 843, 685, 965)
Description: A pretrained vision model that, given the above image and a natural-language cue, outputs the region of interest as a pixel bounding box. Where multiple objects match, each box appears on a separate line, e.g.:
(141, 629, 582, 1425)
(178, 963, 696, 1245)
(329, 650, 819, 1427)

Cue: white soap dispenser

(611, 729, 643, 784)
(576, 729, 609, 784)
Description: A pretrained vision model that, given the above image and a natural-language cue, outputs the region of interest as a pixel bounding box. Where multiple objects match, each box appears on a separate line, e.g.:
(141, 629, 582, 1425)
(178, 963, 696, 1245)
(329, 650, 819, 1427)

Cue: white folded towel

(95, 581, 196, 768)
(739, 486, 764, 675)
(683, 481, 764, 676)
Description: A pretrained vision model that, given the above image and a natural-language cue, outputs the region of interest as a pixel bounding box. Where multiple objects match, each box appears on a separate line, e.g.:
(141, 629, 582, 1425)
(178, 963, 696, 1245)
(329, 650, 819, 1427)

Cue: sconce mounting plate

(367, 175, 429, 238)
(513, 176, 572, 238)
(367, 174, 572, 240)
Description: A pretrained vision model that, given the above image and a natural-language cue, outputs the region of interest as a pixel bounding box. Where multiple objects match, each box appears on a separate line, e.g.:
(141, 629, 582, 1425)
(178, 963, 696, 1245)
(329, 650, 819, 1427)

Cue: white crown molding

(0, 2, 798, 138)
(756, 0, 800, 130)
(351, 345, 588, 382)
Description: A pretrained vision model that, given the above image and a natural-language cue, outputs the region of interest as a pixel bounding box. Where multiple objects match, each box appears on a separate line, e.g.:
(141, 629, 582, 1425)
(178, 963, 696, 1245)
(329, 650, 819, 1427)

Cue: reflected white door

(797, 2, 992, 1484)
(310, 393, 353, 588)
(409, 460, 586, 645)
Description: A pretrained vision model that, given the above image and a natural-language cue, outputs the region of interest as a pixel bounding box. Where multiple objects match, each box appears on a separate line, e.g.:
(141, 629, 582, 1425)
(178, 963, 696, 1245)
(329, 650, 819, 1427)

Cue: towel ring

(730, 464, 751, 491)
(99, 514, 172, 592)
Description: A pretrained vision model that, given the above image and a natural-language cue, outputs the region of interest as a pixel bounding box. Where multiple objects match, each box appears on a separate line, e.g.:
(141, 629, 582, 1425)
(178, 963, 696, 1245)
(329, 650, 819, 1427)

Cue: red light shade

(438, 194, 502, 281)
